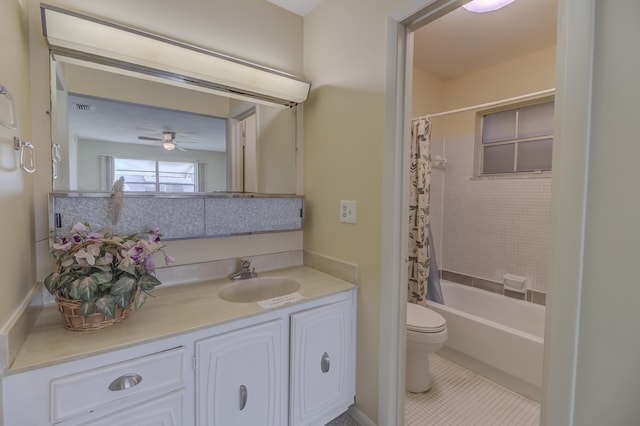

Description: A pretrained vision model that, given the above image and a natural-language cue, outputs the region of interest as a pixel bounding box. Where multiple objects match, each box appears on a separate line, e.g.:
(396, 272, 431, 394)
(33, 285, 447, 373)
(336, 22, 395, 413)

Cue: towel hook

(0, 85, 17, 129)
(52, 143, 61, 179)
(14, 137, 36, 173)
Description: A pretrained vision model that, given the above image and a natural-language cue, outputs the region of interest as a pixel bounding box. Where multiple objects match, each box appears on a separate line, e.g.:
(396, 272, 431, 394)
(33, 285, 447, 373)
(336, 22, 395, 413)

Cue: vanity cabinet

(289, 299, 355, 426)
(2, 286, 356, 426)
(2, 346, 189, 425)
(195, 319, 286, 426)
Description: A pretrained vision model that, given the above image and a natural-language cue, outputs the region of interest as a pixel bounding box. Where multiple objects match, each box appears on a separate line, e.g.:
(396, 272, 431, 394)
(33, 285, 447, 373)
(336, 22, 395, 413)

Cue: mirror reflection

(51, 56, 298, 194)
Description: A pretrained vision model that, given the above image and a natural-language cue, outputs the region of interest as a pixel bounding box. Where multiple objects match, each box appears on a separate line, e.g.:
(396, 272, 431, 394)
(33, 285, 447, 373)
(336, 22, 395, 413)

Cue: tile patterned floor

(405, 353, 540, 425)
(325, 412, 360, 426)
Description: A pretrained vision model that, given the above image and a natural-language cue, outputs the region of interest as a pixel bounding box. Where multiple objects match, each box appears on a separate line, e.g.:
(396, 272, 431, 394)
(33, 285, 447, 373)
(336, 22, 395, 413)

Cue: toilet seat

(406, 303, 447, 333)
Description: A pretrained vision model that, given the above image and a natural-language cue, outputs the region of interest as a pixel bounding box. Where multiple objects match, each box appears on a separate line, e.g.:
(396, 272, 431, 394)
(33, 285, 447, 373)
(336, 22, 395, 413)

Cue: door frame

(380, 0, 595, 424)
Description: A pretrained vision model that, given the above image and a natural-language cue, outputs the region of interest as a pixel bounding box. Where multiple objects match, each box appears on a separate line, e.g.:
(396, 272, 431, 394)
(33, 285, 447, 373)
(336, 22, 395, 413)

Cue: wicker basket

(55, 293, 135, 331)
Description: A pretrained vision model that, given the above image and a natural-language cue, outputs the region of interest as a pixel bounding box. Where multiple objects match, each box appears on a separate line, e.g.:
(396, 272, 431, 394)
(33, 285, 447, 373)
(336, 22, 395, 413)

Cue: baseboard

(438, 346, 541, 403)
(348, 405, 376, 426)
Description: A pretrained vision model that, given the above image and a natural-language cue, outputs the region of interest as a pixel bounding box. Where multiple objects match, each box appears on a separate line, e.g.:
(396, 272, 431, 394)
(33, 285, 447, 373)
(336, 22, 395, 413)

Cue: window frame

(474, 96, 555, 178)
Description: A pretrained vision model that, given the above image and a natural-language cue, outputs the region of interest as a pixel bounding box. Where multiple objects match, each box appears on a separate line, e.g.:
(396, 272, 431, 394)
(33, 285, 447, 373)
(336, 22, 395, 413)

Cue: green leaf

(95, 295, 117, 319)
(115, 292, 132, 309)
(98, 281, 113, 293)
(91, 264, 112, 273)
(117, 262, 136, 275)
(91, 270, 113, 284)
(134, 291, 148, 310)
(44, 272, 61, 295)
(68, 279, 81, 300)
(138, 274, 161, 291)
(80, 301, 96, 317)
(77, 276, 99, 302)
(111, 276, 136, 295)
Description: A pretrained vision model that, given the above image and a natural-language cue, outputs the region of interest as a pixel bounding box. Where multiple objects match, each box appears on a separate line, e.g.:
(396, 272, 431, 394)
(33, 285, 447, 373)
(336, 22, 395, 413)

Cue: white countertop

(8, 266, 357, 374)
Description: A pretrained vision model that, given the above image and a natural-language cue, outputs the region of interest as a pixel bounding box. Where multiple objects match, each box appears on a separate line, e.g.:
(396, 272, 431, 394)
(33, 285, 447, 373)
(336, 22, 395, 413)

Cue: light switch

(340, 200, 356, 224)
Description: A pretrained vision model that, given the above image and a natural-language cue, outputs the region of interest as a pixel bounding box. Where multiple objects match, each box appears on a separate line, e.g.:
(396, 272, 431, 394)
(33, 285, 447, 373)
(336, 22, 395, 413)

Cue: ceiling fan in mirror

(137, 131, 195, 151)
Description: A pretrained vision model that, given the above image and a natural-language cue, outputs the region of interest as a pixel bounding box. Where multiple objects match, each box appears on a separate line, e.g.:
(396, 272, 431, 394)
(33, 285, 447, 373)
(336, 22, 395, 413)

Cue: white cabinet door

(290, 299, 354, 426)
(196, 319, 284, 426)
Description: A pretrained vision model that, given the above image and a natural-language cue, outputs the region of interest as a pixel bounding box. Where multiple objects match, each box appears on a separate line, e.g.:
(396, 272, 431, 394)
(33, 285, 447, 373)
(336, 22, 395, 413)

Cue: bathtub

(425, 280, 545, 401)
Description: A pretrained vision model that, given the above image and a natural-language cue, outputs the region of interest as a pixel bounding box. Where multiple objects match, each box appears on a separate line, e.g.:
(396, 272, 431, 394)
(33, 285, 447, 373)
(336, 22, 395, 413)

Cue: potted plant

(44, 222, 174, 331)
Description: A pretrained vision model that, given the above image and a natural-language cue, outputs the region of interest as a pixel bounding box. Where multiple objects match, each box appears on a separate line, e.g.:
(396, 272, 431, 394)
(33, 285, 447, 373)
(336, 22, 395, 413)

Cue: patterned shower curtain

(408, 117, 431, 306)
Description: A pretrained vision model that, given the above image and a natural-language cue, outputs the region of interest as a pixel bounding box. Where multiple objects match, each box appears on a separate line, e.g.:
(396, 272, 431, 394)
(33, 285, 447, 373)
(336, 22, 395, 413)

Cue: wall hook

(0, 85, 17, 129)
(14, 137, 36, 173)
(52, 143, 61, 179)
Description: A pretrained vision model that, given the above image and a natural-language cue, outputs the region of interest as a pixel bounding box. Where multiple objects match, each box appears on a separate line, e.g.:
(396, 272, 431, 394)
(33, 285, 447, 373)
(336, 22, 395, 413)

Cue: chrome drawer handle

(108, 373, 142, 391)
(321, 352, 330, 373)
(239, 384, 248, 410)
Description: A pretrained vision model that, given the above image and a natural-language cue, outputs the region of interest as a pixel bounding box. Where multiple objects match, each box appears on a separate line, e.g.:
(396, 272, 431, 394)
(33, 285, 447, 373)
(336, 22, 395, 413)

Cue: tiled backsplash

(441, 270, 546, 306)
(50, 192, 304, 240)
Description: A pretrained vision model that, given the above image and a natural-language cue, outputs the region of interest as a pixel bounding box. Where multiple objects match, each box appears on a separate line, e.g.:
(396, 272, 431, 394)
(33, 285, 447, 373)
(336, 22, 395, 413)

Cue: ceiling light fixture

(40, 4, 310, 108)
(463, 0, 516, 13)
(163, 141, 176, 151)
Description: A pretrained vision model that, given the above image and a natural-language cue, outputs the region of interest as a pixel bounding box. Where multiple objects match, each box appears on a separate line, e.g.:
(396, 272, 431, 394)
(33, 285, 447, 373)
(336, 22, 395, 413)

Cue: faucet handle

(241, 259, 252, 270)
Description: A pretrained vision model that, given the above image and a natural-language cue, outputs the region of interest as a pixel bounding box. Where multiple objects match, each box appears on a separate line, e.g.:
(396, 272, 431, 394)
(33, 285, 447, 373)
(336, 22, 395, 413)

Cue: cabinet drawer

(73, 390, 185, 426)
(51, 346, 185, 423)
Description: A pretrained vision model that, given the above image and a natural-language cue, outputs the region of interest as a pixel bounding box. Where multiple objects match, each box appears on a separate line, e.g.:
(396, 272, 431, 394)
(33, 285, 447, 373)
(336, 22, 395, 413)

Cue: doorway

(381, 0, 594, 424)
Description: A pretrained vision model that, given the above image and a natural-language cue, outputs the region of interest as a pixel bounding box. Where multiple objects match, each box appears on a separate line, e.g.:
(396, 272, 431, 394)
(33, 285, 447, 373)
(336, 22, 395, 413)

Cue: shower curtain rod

(419, 88, 555, 120)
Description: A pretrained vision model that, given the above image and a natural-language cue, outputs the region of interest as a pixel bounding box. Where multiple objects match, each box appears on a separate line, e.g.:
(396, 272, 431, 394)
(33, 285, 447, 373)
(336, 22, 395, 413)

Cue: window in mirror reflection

(112, 158, 200, 192)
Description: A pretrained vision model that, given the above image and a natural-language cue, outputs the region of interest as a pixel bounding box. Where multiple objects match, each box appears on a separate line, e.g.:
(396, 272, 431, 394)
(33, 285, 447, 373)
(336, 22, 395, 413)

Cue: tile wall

(430, 135, 551, 297)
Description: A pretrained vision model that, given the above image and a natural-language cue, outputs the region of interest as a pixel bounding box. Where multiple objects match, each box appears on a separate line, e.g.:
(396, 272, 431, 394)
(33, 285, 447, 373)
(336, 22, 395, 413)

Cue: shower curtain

(408, 117, 444, 305)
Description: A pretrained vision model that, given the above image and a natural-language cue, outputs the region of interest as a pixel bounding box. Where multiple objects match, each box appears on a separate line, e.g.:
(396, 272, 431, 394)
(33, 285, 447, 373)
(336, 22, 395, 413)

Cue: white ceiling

(266, 0, 323, 16)
(265, 0, 557, 79)
(68, 94, 227, 152)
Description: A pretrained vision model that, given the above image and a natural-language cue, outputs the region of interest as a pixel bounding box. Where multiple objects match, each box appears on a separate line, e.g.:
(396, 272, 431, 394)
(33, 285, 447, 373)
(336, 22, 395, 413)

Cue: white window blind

(113, 158, 197, 192)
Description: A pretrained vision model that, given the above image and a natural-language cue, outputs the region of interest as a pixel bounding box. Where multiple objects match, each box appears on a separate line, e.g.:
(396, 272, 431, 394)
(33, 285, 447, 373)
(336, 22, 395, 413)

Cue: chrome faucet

(230, 259, 257, 280)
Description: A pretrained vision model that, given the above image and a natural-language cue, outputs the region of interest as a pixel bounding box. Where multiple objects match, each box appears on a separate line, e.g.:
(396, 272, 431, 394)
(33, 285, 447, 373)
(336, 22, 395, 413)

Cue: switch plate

(340, 200, 356, 224)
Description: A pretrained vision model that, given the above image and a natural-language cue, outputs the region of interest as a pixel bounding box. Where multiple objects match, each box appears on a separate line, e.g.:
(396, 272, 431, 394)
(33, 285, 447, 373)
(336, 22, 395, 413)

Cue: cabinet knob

(239, 384, 248, 410)
(108, 373, 142, 391)
(321, 352, 331, 373)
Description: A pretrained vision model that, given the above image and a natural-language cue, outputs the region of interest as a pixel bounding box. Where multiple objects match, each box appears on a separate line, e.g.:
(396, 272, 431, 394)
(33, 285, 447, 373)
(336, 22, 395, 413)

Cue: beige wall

(303, 0, 403, 421)
(0, 1, 35, 331)
(411, 66, 445, 118)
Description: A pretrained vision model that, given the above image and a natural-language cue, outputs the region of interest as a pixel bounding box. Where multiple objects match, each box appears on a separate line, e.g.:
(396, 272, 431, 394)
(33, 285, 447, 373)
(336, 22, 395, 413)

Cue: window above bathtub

(475, 98, 554, 178)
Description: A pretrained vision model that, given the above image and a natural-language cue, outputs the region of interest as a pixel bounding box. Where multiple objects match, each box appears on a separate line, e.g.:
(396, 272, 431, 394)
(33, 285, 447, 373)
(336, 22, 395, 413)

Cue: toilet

(406, 302, 448, 392)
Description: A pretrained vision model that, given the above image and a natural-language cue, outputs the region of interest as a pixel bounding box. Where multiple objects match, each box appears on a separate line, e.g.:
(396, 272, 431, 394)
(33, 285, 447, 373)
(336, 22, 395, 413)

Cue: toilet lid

(406, 303, 447, 333)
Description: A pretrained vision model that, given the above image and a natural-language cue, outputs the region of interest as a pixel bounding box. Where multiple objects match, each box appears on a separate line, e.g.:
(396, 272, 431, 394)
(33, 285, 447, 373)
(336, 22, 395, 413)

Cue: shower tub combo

(425, 279, 545, 401)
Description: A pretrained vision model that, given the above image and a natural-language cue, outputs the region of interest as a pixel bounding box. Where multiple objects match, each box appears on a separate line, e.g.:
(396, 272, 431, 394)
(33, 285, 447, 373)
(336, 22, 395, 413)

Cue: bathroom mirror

(50, 55, 298, 194)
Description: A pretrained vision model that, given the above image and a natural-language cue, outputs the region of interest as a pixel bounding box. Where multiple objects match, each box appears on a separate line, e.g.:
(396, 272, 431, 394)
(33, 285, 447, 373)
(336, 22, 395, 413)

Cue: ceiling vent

(74, 103, 95, 112)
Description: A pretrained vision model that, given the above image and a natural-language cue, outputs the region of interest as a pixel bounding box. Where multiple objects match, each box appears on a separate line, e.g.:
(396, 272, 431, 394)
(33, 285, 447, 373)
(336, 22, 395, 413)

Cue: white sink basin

(217, 277, 301, 303)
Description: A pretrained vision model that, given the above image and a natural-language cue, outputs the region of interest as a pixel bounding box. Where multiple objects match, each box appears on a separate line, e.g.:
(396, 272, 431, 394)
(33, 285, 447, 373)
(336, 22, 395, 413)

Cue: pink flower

(164, 255, 175, 265)
(149, 227, 160, 234)
(143, 255, 155, 271)
(87, 232, 104, 240)
(71, 223, 88, 234)
(53, 236, 72, 250)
